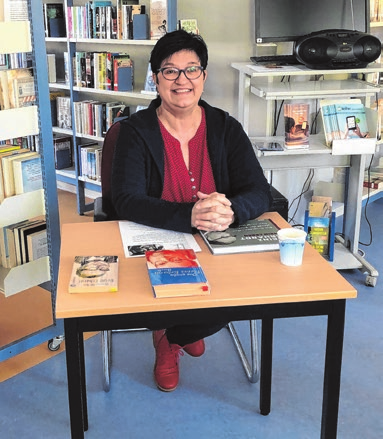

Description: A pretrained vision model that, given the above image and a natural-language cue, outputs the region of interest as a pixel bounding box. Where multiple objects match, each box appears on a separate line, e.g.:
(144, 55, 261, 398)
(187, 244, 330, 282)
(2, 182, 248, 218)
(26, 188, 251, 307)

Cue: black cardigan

(111, 98, 272, 233)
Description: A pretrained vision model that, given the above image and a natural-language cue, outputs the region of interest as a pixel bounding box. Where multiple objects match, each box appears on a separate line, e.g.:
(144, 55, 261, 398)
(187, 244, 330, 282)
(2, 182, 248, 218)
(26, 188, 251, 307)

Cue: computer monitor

(254, 0, 370, 43)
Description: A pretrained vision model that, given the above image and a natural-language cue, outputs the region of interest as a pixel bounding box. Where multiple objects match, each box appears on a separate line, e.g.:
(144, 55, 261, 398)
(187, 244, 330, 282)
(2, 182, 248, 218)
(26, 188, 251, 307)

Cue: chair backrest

(100, 120, 123, 201)
(96, 117, 128, 221)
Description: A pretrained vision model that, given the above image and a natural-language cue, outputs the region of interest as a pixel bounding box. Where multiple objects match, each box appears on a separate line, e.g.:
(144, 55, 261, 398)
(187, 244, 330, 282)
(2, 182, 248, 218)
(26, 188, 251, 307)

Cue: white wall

(178, 0, 255, 115)
(178, 0, 335, 224)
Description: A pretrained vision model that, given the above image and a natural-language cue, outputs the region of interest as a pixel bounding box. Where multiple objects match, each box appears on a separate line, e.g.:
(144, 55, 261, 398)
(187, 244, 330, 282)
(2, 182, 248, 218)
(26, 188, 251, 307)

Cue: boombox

(294, 29, 381, 69)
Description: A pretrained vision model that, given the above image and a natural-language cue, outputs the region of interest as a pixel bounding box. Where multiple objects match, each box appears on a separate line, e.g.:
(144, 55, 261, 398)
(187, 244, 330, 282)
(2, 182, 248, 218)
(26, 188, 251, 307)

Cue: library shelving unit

(0, 2, 63, 360)
(231, 61, 383, 286)
(45, 0, 178, 215)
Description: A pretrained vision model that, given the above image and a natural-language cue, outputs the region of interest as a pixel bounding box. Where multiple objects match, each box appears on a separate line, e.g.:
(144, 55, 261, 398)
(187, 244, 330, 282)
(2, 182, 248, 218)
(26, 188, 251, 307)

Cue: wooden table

(56, 212, 357, 439)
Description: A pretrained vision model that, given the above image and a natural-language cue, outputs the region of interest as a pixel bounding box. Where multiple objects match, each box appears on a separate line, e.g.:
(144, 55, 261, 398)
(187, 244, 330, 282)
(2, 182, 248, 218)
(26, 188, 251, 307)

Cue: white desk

(232, 62, 382, 286)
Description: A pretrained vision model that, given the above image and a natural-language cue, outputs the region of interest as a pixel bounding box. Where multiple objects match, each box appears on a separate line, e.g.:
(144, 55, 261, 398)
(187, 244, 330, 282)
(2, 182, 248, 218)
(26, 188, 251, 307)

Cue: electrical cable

(288, 169, 315, 224)
(359, 154, 374, 247)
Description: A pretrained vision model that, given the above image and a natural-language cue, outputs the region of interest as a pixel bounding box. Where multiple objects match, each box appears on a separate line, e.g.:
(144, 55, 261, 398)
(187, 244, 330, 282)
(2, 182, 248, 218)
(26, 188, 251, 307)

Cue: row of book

(67, 2, 148, 40)
(0, 215, 47, 269)
(0, 135, 39, 152)
(0, 147, 43, 204)
(0, 68, 36, 111)
(72, 51, 134, 91)
(0, 52, 32, 71)
(78, 142, 103, 182)
(52, 93, 130, 137)
(73, 100, 129, 138)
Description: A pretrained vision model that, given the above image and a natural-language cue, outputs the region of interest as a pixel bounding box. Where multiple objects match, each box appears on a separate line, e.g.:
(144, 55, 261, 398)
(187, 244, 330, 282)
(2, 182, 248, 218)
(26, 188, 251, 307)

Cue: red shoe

(183, 339, 205, 357)
(153, 330, 183, 392)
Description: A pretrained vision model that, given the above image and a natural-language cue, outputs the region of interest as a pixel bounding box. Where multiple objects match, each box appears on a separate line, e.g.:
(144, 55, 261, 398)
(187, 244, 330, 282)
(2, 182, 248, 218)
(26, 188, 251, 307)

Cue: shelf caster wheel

(365, 275, 377, 287)
(47, 335, 64, 351)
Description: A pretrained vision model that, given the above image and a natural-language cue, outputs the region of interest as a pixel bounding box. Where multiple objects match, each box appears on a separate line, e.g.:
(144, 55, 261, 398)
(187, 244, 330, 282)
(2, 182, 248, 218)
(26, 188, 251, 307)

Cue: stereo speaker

(294, 29, 381, 69)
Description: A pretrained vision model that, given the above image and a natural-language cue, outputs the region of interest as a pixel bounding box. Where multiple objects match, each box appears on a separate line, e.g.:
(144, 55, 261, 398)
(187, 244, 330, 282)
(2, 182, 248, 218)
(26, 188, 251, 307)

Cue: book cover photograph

(68, 255, 119, 293)
(284, 103, 310, 149)
(200, 218, 280, 255)
(145, 249, 210, 298)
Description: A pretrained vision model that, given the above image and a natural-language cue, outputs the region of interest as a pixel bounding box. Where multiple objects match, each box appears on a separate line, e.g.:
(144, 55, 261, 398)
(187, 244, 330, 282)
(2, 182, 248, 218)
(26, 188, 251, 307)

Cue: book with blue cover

(145, 249, 210, 298)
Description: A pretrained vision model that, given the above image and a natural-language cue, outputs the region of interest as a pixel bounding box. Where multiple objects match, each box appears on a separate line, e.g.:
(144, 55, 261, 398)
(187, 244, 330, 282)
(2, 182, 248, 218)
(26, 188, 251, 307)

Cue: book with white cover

(118, 220, 201, 258)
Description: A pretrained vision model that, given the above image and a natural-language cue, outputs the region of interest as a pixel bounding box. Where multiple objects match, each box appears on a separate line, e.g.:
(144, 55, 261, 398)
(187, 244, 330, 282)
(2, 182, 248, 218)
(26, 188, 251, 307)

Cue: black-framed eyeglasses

(157, 66, 205, 81)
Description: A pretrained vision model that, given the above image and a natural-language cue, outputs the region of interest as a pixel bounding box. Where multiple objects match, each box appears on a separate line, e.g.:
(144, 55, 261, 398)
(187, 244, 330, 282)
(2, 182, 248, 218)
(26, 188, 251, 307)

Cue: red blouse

(159, 107, 216, 203)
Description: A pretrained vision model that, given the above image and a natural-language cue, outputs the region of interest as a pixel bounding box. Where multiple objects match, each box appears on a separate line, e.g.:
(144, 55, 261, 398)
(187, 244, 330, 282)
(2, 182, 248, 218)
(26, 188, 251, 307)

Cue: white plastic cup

(277, 228, 307, 266)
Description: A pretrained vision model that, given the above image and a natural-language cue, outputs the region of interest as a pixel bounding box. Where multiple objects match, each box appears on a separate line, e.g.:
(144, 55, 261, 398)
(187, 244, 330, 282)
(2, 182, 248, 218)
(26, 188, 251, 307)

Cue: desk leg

(259, 317, 273, 415)
(64, 319, 88, 438)
(321, 299, 346, 439)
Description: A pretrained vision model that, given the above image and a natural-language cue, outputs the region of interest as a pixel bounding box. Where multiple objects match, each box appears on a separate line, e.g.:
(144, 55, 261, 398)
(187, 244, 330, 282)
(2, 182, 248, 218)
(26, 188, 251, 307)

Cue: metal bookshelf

(0, 1, 63, 361)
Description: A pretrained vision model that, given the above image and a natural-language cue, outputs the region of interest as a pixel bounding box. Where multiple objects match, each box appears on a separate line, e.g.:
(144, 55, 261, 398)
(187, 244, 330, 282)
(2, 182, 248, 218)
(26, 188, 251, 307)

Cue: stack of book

(320, 99, 370, 147)
(364, 166, 383, 189)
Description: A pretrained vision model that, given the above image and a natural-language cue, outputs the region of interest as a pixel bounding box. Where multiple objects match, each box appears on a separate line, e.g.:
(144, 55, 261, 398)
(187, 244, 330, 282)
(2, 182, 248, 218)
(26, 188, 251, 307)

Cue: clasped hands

(192, 191, 234, 232)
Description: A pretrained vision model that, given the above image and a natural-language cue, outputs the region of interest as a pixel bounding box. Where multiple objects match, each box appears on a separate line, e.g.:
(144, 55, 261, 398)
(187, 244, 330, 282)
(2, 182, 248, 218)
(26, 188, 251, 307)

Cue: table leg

(320, 299, 346, 439)
(259, 317, 273, 415)
(64, 319, 88, 438)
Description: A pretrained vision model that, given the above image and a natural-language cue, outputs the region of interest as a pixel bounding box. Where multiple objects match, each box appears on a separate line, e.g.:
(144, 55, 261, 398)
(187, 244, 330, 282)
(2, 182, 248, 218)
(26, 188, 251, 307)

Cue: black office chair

(95, 119, 260, 391)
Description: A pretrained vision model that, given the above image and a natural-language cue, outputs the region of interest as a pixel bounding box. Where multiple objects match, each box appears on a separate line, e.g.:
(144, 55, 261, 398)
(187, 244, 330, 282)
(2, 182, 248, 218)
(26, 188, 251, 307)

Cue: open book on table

(118, 221, 201, 258)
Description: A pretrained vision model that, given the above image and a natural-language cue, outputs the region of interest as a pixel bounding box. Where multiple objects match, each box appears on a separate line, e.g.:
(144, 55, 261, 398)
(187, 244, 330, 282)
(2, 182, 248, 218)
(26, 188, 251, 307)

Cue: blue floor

(1, 199, 382, 439)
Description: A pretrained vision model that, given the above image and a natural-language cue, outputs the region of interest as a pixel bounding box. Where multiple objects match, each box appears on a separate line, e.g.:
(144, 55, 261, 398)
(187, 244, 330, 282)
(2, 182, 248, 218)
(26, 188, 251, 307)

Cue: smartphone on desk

(254, 141, 284, 151)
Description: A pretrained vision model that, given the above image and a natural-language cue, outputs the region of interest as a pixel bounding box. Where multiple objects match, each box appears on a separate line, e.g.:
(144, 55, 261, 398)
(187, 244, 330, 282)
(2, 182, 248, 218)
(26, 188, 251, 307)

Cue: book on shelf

(53, 134, 73, 170)
(320, 99, 370, 147)
(1, 149, 37, 199)
(0, 149, 25, 203)
(0, 68, 35, 110)
(145, 249, 210, 298)
(3, 0, 28, 21)
(284, 103, 310, 149)
(150, 0, 167, 40)
(68, 255, 119, 293)
(133, 13, 149, 39)
(49, 91, 66, 126)
(0, 218, 29, 268)
(118, 220, 201, 258)
(142, 62, 157, 94)
(12, 153, 43, 195)
(0, 216, 45, 268)
(18, 219, 46, 264)
(47, 54, 56, 83)
(200, 218, 280, 255)
(26, 228, 48, 262)
(43, 3, 66, 37)
(13, 217, 45, 265)
(178, 19, 198, 34)
(112, 54, 134, 91)
(56, 96, 72, 129)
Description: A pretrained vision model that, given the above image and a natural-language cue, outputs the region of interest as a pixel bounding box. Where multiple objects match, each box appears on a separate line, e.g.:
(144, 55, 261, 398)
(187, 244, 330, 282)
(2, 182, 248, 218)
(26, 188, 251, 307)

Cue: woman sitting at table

(111, 29, 272, 392)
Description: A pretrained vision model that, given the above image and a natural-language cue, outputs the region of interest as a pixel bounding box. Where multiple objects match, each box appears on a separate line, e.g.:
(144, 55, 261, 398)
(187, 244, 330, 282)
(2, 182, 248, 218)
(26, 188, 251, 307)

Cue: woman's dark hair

(150, 29, 208, 74)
